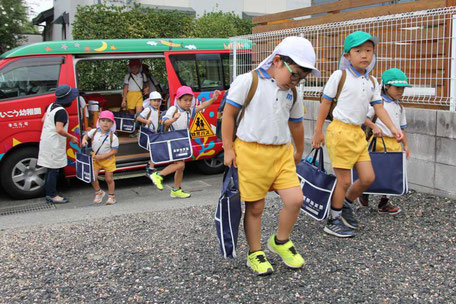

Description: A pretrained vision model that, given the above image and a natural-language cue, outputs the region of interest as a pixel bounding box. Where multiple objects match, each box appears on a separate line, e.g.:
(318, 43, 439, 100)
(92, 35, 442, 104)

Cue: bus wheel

(0, 147, 47, 199)
(196, 154, 225, 175)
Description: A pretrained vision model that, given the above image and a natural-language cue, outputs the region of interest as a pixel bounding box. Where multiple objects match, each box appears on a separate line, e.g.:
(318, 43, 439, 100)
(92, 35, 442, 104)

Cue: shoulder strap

(110, 132, 113, 148)
(334, 69, 346, 101)
(237, 70, 258, 124)
(129, 73, 143, 91)
(369, 75, 376, 89)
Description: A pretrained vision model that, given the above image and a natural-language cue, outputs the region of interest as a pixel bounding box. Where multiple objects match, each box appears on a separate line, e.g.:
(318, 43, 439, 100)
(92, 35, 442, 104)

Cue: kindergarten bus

(0, 38, 251, 199)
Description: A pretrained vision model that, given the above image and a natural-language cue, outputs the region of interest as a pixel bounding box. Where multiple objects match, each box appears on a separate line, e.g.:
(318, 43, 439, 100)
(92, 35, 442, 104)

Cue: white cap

(256, 36, 320, 77)
(149, 91, 162, 100)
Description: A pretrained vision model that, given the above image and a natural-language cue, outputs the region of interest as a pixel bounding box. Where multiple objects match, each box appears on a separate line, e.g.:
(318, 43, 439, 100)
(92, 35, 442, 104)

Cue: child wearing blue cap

(359, 68, 411, 214)
(223, 36, 320, 275)
(312, 31, 403, 238)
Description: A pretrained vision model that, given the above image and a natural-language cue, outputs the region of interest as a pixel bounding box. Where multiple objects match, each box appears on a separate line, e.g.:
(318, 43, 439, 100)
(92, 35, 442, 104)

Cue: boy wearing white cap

(222, 36, 320, 276)
(359, 68, 411, 214)
(136, 91, 163, 178)
(312, 31, 403, 238)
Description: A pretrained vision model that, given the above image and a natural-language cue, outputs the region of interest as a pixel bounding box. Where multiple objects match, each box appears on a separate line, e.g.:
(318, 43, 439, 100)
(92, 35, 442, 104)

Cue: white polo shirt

(123, 72, 147, 92)
(323, 65, 382, 126)
(88, 128, 119, 155)
(163, 105, 194, 131)
(226, 69, 304, 145)
(367, 93, 407, 137)
(139, 106, 160, 132)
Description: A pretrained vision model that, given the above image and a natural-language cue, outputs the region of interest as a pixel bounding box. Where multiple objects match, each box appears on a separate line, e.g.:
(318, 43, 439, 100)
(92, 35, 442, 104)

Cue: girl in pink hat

(150, 86, 220, 198)
(82, 110, 119, 205)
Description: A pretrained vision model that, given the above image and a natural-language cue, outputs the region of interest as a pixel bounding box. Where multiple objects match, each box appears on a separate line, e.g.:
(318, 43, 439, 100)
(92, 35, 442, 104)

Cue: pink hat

(97, 110, 116, 132)
(99, 110, 114, 122)
(176, 86, 195, 99)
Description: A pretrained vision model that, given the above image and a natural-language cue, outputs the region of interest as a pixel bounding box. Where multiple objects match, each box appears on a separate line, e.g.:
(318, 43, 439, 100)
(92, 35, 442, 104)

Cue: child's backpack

(216, 70, 297, 140)
(322, 70, 376, 121)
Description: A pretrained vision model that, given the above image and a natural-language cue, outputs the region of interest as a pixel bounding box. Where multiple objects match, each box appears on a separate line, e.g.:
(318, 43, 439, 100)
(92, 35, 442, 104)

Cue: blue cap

(55, 84, 79, 106)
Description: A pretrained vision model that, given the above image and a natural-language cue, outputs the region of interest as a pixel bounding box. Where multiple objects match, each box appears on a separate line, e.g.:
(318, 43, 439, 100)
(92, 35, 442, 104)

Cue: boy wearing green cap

(359, 68, 411, 213)
(312, 31, 403, 238)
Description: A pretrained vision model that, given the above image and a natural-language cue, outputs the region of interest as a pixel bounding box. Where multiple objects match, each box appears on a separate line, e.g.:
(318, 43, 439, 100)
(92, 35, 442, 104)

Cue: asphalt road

(0, 164, 223, 229)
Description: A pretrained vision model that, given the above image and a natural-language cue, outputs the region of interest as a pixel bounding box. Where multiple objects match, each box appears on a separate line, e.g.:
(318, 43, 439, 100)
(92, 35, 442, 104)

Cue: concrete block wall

(302, 100, 456, 199)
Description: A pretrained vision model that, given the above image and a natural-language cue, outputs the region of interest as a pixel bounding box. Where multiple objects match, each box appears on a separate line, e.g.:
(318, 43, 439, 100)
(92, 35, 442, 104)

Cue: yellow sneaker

(170, 188, 191, 198)
(246, 251, 274, 276)
(151, 172, 164, 190)
(267, 234, 305, 269)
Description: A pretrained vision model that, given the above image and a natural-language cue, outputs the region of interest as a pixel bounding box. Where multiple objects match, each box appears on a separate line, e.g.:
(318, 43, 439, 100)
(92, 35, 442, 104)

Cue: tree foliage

(192, 11, 252, 38)
(73, 4, 194, 40)
(0, 0, 28, 54)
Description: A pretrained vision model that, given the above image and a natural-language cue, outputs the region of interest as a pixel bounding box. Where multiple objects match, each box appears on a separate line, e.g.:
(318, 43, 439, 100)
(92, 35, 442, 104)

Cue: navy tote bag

(146, 129, 193, 164)
(296, 148, 337, 221)
(215, 166, 242, 259)
(75, 147, 95, 183)
(352, 137, 408, 196)
(113, 112, 136, 133)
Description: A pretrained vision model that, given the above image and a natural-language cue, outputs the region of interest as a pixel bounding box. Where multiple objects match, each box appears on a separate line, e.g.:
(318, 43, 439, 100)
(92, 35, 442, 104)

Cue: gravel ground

(0, 190, 455, 303)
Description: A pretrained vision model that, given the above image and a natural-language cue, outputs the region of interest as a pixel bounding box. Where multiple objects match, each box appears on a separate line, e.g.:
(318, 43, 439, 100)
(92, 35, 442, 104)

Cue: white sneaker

(93, 190, 105, 204)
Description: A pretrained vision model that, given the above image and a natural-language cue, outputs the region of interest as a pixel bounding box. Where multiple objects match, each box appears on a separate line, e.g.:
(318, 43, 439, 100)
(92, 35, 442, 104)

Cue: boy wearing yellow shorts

(222, 37, 320, 275)
(359, 68, 411, 214)
(312, 31, 403, 238)
(121, 59, 149, 115)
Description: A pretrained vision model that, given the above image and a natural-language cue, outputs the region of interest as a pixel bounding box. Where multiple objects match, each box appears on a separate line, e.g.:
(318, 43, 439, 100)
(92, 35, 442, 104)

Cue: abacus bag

(75, 146, 95, 183)
(296, 148, 337, 221)
(214, 166, 242, 259)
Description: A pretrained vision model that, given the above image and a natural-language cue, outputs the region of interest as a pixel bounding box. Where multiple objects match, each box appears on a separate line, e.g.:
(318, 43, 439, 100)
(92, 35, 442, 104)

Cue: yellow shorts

(326, 120, 370, 169)
(368, 136, 402, 152)
(92, 155, 117, 172)
(126, 91, 143, 110)
(234, 139, 300, 202)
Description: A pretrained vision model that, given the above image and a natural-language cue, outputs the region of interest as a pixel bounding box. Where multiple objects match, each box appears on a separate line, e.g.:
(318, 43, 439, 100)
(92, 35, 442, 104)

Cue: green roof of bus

(1, 38, 253, 59)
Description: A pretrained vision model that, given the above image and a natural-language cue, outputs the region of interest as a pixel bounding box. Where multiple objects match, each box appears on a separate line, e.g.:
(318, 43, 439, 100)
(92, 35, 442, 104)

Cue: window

(0, 57, 62, 100)
(170, 53, 230, 91)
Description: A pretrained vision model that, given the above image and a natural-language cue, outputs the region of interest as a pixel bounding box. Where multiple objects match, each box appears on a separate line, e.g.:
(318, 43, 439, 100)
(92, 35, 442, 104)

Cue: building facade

(33, 0, 311, 41)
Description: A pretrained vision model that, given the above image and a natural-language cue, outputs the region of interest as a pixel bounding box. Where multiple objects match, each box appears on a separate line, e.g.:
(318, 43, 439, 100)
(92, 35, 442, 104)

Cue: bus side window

(0, 57, 63, 101)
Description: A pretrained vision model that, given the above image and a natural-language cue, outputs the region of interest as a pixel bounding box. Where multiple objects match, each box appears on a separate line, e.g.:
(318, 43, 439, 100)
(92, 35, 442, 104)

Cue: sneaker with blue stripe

(324, 216, 356, 238)
(341, 201, 359, 229)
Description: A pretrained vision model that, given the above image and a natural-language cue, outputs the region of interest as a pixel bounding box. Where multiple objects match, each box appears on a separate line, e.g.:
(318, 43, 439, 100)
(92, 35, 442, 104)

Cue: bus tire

(196, 155, 225, 175)
(0, 147, 47, 199)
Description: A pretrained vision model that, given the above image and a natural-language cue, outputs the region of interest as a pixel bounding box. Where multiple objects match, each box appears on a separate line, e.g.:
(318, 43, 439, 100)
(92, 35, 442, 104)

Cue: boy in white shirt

(136, 91, 162, 179)
(121, 59, 149, 115)
(150, 86, 220, 198)
(312, 31, 403, 238)
(360, 68, 411, 214)
(222, 37, 320, 276)
(82, 111, 119, 205)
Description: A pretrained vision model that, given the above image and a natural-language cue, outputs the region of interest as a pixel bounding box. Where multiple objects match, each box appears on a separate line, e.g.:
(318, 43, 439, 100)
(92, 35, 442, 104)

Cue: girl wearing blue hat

(38, 84, 79, 204)
(359, 68, 411, 214)
(313, 31, 404, 238)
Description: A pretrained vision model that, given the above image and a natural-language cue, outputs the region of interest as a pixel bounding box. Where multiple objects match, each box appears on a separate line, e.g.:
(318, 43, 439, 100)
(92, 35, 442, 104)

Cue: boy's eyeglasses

(283, 61, 307, 84)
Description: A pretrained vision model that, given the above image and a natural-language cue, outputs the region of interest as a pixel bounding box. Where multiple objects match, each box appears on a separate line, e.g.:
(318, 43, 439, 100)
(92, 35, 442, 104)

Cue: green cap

(382, 68, 411, 87)
(344, 31, 379, 53)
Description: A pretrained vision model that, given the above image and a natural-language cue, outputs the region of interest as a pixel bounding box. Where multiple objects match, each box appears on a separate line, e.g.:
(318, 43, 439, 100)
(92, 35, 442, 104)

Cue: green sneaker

(246, 251, 273, 276)
(267, 234, 305, 269)
(151, 172, 163, 190)
(170, 188, 191, 198)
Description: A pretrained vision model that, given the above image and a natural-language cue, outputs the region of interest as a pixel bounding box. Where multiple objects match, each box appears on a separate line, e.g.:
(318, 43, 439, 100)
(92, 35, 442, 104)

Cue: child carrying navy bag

(215, 166, 242, 259)
(352, 137, 408, 196)
(296, 148, 337, 221)
(75, 146, 95, 183)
